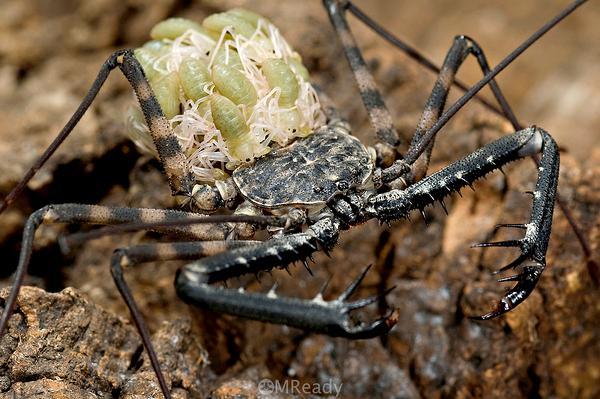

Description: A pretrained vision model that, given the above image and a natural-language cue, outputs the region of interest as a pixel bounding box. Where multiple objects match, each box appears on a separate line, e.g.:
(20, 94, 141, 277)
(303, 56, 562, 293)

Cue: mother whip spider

(0, 1, 594, 397)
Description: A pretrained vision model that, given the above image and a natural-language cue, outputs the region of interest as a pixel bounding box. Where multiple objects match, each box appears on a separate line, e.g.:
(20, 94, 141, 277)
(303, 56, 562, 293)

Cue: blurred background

(352, 0, 600, 159)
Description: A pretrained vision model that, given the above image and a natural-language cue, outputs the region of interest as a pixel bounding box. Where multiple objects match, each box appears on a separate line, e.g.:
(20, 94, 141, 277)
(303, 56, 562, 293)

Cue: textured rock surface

(0, 287, 210, 398)
(0, 1, 598, 398)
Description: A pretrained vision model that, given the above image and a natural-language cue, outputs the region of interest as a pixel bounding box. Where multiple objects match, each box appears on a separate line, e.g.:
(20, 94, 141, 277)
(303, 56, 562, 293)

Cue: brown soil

(1, 1, 598, 398)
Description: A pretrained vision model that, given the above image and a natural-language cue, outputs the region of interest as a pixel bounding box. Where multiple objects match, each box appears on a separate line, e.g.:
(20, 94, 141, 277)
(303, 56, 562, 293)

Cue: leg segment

(176, 217, 398, 338)
(117, 51, 195, 197)
(378, 35, 518, 187)
(407, 35, 517, 182)
(345, 1, 508, 118)
(368, 127, 559, 318)
(110, 241, 256, 399)
(0, 49, 194, 216)
(0, 204, 234, 338)
(473, 130, 559, 319)
(323, 0, 401, 165)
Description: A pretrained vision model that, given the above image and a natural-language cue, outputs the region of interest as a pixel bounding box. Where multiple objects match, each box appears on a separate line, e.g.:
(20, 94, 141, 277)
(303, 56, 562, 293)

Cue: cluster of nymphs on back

(0, 1, 578, 398)
(127, 9, 325, 183)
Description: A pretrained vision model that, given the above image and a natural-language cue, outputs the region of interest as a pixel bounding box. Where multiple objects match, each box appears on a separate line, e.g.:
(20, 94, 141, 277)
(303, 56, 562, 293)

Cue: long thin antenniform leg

(402, 36, 518, 185)
(368, 127, 559, 318)
(60, 213, 284, 249)
(0, 49, 194, 216)
(0, 204, 240, 338)
(322, 0, 401, 166)
(403, 0, 586, 164)
(110, 241, 256, 399)
(176, 217, 399, 338)
(374, 35, 519, 187)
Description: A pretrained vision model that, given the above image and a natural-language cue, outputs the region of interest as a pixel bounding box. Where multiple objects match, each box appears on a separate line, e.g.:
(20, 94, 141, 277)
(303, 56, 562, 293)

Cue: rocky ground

(0, 1, 598, 398)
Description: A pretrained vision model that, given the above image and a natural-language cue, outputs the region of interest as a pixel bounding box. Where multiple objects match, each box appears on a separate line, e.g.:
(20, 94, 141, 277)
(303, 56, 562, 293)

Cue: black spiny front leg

(472, 130, 559, 319)
(176, 217, 398, 338)
(368, 127, 559, 318)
